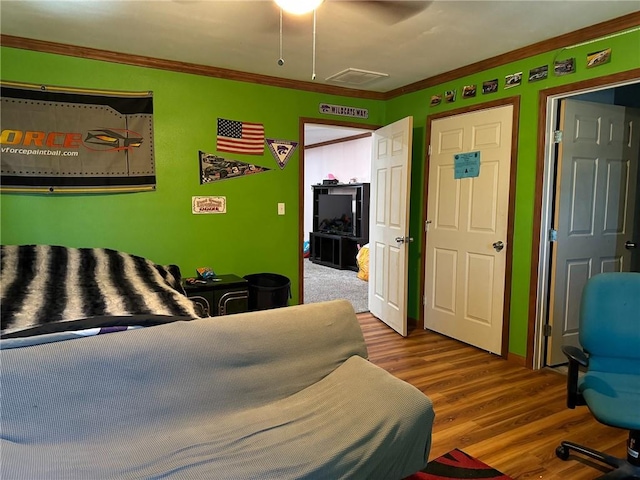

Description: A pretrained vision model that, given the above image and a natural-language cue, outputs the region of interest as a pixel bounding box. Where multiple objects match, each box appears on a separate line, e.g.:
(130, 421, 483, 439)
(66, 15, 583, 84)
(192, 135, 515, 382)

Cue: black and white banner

(0, 82, 155, 193)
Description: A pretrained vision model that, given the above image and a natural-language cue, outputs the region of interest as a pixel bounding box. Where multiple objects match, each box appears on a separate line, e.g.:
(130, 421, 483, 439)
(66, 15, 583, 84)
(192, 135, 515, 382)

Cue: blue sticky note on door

(454, 151, 480, 179)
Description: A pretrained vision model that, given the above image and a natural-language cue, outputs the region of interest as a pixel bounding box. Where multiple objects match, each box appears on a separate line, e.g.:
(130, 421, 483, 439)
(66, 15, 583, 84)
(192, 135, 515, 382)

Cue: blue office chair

(556, 272, 640, 479)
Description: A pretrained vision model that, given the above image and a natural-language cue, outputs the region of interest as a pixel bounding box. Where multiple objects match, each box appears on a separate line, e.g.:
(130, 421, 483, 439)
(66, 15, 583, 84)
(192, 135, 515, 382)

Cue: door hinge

(425, 220, 432, 232)
(428, 144, 432, 156)
(553, 130, 563, 144)
(543, 324, 552, 337)
(549, 228, 558, 242)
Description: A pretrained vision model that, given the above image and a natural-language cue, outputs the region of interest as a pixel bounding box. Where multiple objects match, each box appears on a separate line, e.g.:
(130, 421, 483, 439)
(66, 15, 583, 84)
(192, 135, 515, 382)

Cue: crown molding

(385, 11, 640, 99)
(2, 11, 638, 101)
(0, 34, 386, 101)
(305, 131, 372, 150)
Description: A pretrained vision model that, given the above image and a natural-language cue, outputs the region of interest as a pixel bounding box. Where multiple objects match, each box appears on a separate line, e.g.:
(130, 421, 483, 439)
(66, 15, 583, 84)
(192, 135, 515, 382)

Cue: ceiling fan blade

(261, 0, 430, 35)
(343, 1, 431, 25)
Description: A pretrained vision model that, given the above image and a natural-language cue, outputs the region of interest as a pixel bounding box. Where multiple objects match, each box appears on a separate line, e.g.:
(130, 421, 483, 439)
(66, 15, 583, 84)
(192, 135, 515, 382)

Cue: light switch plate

(278, 202, 285, 215)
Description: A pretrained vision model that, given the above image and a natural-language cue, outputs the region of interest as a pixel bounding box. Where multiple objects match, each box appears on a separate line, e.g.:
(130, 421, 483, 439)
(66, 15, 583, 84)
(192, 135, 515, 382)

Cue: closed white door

(368, 117, 413, 336)
(425, 105, 513, 354)
(547, 99, 640, 366)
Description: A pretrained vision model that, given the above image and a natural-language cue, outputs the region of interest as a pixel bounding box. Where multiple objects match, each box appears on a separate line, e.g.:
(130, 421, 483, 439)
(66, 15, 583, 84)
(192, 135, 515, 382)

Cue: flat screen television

(317, 194, 354, 235)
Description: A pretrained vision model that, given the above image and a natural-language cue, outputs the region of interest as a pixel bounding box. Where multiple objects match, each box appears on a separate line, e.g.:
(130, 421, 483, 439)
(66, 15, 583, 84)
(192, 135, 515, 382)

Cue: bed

(1, 245, 435, 479)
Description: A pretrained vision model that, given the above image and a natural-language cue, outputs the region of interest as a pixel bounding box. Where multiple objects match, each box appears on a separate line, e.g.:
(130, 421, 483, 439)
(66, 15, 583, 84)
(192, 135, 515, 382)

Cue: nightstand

(183, 274, 249, 317)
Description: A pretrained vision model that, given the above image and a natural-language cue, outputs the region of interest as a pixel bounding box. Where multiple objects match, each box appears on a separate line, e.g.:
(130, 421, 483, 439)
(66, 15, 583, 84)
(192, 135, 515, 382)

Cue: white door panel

(547, 100, 640, 365)
(425, 105, 513, 354)
(368, 117, 413, 336)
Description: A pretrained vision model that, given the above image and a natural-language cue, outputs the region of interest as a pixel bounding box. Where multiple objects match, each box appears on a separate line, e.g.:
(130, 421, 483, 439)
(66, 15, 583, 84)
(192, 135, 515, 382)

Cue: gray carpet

(303, 259, 369, 313)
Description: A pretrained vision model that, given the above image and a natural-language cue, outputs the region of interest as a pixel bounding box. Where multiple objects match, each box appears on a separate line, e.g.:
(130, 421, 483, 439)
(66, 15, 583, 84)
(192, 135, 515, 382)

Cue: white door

(368, 116, 413, 336)
(547, 100, 640, 366)
(424, 105, 513, 354)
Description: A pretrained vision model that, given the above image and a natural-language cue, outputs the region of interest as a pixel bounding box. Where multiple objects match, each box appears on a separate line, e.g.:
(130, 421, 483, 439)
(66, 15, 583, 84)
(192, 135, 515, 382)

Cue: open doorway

(533, 78, 640, 369)
(299, 118, 378, 313)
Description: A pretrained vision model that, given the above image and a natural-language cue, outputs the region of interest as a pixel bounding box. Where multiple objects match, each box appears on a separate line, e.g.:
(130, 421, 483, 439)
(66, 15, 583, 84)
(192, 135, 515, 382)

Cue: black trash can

(243, 273, 291, 311)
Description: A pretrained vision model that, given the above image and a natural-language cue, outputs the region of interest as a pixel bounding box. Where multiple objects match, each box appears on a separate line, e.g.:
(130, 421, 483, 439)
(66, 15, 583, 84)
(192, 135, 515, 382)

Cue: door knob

(625, 240, 637, 250)
(395, 236, 414, 244)
(492, 241, 504, 252)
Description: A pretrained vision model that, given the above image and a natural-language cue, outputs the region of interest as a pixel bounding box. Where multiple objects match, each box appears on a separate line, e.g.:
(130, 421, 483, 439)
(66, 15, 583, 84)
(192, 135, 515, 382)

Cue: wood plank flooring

(356, 312, 628, 480)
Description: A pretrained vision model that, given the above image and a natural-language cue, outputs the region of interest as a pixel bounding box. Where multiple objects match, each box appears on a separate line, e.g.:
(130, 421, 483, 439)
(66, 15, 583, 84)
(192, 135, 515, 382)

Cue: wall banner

(0, 81, 155, 193)
(265, 138, 298, 170)
(199, 151, 270, 184)
(319, 103, 368, 119)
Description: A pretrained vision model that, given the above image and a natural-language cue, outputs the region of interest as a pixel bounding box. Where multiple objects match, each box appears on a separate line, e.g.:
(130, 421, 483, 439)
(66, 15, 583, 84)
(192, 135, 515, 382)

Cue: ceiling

(304, 124, 372, 146)
(1, 1, 638, 94)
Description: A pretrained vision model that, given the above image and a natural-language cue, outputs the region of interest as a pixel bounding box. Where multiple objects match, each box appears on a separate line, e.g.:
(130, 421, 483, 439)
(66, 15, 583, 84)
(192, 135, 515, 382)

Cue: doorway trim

(421, 96, 521, 359)
(298, 117, 381, 304)
(528, 68, 640, 370)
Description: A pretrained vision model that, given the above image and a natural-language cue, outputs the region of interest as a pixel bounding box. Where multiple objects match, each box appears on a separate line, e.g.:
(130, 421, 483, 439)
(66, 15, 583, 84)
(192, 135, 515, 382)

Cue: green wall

(2, 26, 639, 357)
(0, 48, 385, 305)
(386, 27, 640, 356)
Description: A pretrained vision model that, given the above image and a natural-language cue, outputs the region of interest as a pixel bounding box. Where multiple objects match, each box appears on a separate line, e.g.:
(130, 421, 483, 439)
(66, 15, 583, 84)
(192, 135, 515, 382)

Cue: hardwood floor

(356, 312, 627, 480)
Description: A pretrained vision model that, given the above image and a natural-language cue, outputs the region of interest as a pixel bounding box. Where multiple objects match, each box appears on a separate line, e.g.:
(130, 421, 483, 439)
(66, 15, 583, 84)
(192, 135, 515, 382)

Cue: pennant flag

(199, 151, 270, 184)
(266, 138, 298, 170)
(217, 118, 264, 155)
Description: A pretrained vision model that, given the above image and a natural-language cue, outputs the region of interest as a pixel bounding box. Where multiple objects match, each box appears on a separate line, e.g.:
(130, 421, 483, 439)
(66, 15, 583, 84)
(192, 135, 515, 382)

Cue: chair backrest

(579, 272, 640, 373)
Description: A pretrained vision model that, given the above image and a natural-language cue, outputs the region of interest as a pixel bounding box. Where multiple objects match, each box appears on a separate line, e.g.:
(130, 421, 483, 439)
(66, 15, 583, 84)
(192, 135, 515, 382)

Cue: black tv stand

(309, 232, 365, 271)
(309, 183, 370, 271)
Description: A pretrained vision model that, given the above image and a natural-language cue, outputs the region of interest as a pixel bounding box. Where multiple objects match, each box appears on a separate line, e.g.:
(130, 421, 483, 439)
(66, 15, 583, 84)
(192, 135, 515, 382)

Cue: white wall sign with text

(319, 103, 368, 119)
(192, 196, 226, 214)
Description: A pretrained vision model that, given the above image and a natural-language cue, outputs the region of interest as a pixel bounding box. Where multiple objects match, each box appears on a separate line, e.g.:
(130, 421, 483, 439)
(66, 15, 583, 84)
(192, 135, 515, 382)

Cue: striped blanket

(1, 245, 203, 336)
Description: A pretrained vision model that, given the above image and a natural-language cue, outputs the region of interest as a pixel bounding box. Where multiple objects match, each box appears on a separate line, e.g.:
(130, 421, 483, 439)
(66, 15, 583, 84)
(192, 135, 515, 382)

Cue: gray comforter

(1, 300, 434, 479)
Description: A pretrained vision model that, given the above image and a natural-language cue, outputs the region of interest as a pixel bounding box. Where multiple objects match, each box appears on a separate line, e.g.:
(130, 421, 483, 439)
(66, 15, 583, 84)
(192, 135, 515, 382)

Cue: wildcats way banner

(0, 82, 155, 193)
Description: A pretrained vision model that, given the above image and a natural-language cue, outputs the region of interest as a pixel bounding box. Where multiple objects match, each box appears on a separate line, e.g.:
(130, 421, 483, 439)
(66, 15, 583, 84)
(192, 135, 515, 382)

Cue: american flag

(217, 118, 264, 155)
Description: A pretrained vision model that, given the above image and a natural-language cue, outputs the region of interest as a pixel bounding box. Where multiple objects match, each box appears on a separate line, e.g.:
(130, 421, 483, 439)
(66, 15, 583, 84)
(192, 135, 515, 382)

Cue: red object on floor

(404, 448, 513, 480)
